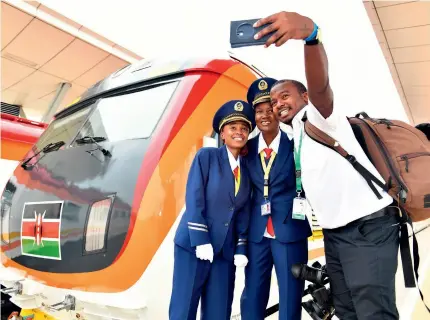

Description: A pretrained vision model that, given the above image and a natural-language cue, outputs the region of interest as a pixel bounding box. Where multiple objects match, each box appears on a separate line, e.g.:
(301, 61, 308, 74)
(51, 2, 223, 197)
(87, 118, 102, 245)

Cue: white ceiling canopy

(363, 0, 430, 125)
(1, 1, 142, 122)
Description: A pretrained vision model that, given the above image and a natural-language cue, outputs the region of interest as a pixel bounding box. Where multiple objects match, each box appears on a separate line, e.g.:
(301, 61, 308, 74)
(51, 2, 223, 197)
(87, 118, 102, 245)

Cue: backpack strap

(400, 211, 430, 313)
(355, 111, 370, 119)
(303, 117, 387, 199)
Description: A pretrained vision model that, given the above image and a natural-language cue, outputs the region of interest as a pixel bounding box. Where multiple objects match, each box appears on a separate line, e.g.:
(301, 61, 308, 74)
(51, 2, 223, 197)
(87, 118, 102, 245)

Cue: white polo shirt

(285, 104, 393, 229)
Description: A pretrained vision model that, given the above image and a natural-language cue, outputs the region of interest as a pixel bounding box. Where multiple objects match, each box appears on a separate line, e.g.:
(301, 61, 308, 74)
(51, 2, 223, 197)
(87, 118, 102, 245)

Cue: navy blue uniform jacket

(174, 145, 251, 260)
(244, 131, 312, 243)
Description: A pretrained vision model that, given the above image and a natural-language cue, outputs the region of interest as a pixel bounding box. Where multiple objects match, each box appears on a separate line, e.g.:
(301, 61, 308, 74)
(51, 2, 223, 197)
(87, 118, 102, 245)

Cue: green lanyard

(294, 129, 303, 197)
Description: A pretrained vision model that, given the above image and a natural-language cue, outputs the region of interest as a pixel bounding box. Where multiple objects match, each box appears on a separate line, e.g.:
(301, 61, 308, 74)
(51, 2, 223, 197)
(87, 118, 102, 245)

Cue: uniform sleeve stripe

(237, 243, 246, 246)
(188, 226, 209, 232)
(187, 222, 208, 228)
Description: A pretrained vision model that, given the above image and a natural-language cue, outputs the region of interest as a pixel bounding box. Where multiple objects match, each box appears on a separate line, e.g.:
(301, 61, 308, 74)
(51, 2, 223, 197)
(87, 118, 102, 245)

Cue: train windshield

(34, 81, 179, 150)
(73, 81, 179, 143)
(35, 107, 91, 150)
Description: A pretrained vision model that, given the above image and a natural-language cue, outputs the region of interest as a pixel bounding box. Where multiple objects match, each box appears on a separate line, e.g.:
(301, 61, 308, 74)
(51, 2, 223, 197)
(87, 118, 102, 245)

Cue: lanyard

(260, 152, 276, 199)
(294, 129, 304, 197)
(234, 168, 241, 196)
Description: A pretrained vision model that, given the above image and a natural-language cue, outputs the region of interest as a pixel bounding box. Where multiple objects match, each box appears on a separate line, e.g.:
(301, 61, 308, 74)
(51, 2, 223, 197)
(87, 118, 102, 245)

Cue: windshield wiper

(75, 136, 111, 157)
(76, 136, 106, 144)
(21, 141, 65, 170)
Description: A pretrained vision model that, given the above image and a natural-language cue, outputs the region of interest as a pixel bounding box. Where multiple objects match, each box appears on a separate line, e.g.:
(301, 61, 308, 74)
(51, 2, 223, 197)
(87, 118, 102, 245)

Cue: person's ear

(302, 92, 309, 104)
(220, 127, 225, 140)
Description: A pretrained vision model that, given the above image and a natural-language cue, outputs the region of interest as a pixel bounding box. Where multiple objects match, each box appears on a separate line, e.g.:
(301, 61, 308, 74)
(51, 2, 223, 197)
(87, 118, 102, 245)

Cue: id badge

(292, 197, 306, 220)
(261, 199, 271, 216)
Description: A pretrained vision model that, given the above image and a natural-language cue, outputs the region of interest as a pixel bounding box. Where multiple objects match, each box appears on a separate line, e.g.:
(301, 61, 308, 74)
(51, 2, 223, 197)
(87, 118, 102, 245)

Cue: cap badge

(234, 102, 244, 111)
(258, 80, 268, 91)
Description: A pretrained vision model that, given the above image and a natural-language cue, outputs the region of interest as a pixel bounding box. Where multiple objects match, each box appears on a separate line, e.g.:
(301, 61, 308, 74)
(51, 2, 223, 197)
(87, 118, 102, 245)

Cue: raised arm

(254, 11, 334, 118)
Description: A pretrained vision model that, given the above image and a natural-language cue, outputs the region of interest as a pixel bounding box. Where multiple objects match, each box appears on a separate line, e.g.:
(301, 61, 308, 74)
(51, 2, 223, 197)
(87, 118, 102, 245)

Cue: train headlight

(84, 196, 114, 252)
(1, 202, 10, 244)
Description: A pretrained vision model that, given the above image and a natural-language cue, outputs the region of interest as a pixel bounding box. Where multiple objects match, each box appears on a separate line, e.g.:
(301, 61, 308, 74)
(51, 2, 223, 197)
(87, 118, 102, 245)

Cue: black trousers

(323, 212, 400, 320)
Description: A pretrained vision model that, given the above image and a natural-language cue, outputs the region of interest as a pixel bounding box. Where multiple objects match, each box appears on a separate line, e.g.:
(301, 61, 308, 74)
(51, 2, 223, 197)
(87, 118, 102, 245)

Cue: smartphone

(230, 18, 275, 48)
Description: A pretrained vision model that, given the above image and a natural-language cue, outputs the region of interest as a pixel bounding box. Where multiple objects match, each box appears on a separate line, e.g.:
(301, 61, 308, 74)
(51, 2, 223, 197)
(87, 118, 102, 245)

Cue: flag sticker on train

(21, 201, 63, 260)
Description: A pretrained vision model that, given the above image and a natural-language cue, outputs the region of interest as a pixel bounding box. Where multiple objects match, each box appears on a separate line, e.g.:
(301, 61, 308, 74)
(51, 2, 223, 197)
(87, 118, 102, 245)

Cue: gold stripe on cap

(253, 94, 270, 105)
(219, 116, 252, 131)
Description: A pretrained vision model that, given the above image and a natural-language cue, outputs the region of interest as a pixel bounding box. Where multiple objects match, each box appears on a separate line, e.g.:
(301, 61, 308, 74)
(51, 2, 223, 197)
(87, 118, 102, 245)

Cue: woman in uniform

(240, 78, 312, 320)
(169, 99, 255, 320)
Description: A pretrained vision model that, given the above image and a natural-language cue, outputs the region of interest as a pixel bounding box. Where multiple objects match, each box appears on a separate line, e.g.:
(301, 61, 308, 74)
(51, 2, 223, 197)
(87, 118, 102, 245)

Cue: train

(0, 52, 325, 319)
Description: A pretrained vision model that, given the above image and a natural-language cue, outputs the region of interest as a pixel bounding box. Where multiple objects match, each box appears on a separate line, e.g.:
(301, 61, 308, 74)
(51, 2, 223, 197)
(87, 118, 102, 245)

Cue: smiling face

(271, 81, 308, 125)
(220, 120, 250, 150)
(254, 101, 279, 134)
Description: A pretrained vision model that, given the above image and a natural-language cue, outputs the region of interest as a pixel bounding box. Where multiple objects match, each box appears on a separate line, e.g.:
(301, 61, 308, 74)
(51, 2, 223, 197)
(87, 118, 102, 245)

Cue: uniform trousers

(169, 244, 236, 320)
(240, 237, 308, 319)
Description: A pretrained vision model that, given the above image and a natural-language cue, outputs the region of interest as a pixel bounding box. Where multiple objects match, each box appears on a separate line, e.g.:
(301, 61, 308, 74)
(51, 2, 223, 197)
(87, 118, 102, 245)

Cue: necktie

(263, 148, 275, 236)
(233, 166, 240, 196)
(264, 148, 273, 159)
(267, 216, 275, 237)
(233, 166, 239, 180)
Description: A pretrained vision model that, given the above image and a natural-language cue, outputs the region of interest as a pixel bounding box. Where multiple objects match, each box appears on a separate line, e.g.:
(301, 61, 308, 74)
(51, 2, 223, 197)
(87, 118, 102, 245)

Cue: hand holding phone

(231, 12, 315, 49)
(230, 18, 274, 48)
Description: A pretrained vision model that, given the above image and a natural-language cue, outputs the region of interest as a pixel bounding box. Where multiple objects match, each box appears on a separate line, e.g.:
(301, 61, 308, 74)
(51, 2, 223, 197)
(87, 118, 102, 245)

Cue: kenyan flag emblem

(21, 201, 63, 260)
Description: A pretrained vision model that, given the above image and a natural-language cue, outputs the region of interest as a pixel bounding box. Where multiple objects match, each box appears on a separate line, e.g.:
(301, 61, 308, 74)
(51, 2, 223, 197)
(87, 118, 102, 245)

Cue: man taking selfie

(254, 11, 401, 320)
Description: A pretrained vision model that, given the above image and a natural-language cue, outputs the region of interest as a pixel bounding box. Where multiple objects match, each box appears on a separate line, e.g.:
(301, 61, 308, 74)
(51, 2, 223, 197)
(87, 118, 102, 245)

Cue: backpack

(304, 112, 430, 222)
(303, 111, 430, 312)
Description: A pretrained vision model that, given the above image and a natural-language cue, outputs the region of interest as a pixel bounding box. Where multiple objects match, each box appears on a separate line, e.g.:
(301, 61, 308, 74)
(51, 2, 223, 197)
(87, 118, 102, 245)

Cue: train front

(0, 56, 259, 319)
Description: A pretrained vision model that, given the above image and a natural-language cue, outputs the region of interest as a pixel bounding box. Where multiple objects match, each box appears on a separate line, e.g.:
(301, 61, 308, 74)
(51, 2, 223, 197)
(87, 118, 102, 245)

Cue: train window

(73, 81, 179, 143)
(35, 107, 91, 150)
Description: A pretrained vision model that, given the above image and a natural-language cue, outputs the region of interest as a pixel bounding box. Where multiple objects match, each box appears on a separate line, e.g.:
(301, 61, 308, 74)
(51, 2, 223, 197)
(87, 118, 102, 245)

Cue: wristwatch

(304, 25, 322, 46)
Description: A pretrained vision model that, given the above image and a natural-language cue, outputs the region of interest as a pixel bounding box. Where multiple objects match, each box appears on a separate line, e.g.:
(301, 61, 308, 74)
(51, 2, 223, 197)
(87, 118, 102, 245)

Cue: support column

(41, 82, 71, 123)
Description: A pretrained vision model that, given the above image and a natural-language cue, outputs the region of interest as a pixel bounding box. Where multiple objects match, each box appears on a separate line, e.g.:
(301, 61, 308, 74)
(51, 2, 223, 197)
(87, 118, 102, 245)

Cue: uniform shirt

(227, 147, 240, 171)
(257, 129, 281, 238)
(286, 104, 393, 229)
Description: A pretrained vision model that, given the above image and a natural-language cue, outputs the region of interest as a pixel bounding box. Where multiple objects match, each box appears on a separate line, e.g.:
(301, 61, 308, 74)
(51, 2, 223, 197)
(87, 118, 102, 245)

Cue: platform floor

(278, 225, 430, 320)
(237, 224, 430, 320)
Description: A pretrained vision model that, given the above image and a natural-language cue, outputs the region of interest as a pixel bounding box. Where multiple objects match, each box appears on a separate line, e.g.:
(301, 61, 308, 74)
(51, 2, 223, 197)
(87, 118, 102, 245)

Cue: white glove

(234, 254, 248, 267)
(196, 244, 214, 263)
